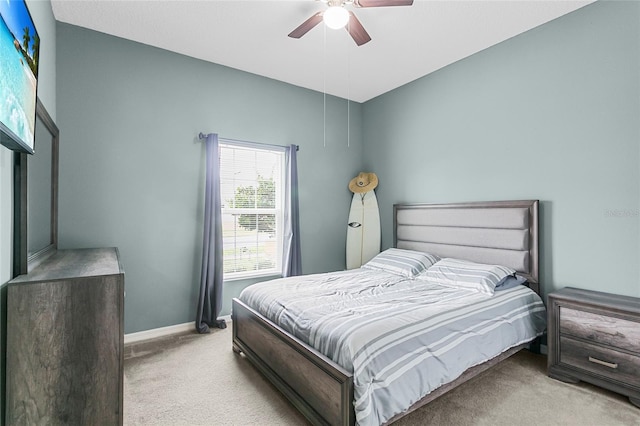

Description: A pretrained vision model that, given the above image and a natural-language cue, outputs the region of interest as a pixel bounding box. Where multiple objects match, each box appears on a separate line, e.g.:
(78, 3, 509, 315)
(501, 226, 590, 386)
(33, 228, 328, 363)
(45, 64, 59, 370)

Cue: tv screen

(0, 0, 39, 155)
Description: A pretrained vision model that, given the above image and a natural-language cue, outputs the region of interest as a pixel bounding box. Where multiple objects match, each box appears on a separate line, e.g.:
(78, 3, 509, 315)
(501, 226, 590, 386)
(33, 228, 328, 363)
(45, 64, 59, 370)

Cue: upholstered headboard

(394, 200, 539, 288)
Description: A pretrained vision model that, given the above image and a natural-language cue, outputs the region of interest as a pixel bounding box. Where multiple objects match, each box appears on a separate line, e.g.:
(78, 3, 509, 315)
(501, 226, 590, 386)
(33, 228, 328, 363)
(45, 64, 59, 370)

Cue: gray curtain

(282, 144, 302, 277)
(195, 133, 227, 333)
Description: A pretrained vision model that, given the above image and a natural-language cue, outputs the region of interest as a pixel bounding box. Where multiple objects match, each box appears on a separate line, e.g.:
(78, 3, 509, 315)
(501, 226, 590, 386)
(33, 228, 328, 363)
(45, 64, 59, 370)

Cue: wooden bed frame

(232, 200, 540, 425)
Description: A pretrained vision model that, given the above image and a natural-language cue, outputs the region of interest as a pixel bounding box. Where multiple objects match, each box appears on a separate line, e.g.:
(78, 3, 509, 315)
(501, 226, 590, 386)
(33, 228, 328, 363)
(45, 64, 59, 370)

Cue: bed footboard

(232, 298, 355, 426)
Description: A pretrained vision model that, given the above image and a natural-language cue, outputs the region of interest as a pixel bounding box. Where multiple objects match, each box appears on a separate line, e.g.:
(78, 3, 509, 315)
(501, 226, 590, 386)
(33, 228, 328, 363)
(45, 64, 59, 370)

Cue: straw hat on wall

(349, 172, 378, 193)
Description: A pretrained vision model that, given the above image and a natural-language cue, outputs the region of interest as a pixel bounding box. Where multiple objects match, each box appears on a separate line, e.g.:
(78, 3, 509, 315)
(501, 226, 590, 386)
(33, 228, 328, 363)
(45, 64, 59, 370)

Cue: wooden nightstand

(547, 287, 640, 408)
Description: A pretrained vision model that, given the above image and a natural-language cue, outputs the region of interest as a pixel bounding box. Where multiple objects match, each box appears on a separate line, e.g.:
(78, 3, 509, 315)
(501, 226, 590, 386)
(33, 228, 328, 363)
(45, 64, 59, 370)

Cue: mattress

(239, 268, 546, 426)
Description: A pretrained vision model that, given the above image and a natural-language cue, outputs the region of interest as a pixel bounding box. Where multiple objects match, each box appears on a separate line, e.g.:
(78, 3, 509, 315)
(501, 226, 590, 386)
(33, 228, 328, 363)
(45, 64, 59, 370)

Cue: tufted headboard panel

(394, 200, 539, 288)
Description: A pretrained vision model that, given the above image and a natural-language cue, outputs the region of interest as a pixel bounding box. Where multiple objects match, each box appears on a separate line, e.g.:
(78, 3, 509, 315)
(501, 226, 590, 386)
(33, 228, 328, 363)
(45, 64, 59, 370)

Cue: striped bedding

(239, 268, 546, 426)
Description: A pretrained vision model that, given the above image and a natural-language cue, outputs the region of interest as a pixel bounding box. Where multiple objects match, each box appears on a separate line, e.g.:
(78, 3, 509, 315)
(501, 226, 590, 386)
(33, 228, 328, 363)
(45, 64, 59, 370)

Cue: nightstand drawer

(560, 336, 640, 388)
(560, 307, 640, 353)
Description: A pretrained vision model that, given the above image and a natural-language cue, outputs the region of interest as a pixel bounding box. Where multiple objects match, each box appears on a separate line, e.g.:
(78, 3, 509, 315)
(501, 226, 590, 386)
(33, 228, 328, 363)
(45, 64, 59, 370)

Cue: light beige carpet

(124, 325, 640, 426)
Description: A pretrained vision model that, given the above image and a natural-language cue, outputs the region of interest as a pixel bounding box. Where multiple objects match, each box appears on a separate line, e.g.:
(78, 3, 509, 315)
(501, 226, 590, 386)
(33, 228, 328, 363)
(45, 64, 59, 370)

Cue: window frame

(219, 139, 286, 281)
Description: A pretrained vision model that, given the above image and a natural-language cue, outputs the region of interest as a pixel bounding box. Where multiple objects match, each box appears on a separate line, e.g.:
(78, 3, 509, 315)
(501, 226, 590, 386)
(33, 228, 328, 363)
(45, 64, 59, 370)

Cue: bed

(232, 200, 544, 425)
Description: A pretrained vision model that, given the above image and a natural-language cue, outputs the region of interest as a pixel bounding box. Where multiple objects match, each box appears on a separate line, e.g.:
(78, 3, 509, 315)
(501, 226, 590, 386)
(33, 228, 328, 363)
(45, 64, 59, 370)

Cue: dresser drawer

(560, 336, 640, 388)
(560, 307, 640, 353)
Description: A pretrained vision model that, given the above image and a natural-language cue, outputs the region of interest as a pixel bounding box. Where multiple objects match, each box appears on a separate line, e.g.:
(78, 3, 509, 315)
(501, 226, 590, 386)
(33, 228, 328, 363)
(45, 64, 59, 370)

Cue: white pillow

(362, 248, 440, 278)
(417, 258, 516, 295)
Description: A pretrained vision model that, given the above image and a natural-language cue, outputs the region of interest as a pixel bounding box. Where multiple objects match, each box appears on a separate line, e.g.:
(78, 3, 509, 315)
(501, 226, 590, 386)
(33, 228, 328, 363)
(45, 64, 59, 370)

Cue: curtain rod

(198, 133, 299, 152)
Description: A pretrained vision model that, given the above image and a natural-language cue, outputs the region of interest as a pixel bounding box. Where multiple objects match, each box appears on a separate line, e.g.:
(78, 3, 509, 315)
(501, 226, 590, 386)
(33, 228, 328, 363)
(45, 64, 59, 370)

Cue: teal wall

(55, 0, 640, 336)
(56, 23, 363, 334)
(0, 0, 57, 420)
(363, 0, 640, 298)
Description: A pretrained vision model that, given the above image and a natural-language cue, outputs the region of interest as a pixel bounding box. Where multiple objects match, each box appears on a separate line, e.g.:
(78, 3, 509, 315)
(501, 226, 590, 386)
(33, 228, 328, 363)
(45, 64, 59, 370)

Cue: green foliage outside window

(230, 176, 276, 234)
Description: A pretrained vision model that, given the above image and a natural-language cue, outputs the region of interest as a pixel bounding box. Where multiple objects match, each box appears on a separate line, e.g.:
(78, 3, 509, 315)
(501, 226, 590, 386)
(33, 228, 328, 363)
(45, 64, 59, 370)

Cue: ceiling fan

(288, 0, 414, 46)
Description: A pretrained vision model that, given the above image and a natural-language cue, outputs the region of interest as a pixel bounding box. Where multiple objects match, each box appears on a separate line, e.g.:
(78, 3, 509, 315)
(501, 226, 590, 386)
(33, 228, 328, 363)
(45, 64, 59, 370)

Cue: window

(219, 142, 285, 279)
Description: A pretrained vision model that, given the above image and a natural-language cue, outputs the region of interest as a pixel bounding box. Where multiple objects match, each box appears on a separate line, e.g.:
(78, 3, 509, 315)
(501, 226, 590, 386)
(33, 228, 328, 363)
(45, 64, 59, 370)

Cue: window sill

(224, 271, 283, 283)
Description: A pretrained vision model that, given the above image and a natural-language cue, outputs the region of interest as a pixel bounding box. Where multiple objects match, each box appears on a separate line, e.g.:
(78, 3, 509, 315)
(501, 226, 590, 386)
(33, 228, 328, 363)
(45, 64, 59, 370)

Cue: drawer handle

(588, 356, 618, 369)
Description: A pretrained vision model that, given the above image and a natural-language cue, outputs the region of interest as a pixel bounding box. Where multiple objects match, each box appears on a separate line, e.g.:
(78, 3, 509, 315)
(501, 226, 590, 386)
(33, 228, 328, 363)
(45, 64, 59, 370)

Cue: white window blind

(219, 142, 285, 279)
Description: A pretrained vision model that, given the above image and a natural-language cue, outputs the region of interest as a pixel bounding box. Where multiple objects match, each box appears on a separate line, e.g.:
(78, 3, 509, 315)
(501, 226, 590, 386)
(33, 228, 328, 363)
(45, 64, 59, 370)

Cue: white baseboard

(124, 315, 232, 345)
(124, 322, 194, 344)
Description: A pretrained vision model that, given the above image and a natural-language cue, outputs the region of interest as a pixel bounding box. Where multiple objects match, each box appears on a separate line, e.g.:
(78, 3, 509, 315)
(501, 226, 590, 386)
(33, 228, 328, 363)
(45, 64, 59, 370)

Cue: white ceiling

(51, 0, 596, 103)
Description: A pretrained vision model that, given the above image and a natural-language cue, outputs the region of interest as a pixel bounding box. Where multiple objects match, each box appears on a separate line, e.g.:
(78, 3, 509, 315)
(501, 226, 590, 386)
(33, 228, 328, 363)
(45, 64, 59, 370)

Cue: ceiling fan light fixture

(323, 6, 349, 29)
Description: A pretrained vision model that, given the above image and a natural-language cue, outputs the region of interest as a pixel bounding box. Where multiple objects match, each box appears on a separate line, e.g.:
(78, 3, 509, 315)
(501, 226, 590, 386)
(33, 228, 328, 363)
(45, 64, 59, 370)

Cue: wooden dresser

(6, 248, 125, 425)
(547, 287, 640, 408)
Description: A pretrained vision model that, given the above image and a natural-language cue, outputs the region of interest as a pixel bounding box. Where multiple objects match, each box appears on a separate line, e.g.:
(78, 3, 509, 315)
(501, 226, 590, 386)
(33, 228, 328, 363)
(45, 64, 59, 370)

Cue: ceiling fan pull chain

(347, 39, 350, 148)
(323, 24, 327, 148)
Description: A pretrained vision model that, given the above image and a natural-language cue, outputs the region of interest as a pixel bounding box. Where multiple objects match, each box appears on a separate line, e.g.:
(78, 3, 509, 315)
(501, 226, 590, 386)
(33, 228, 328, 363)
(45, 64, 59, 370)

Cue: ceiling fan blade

(288, 12, 323, 39)
(354, 0, 413, 7)
(346, 12, 371, 46)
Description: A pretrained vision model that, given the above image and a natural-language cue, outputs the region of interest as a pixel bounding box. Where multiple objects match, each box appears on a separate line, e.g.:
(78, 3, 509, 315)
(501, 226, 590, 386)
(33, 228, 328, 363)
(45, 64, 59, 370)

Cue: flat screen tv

(0, 0, 39, 155)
